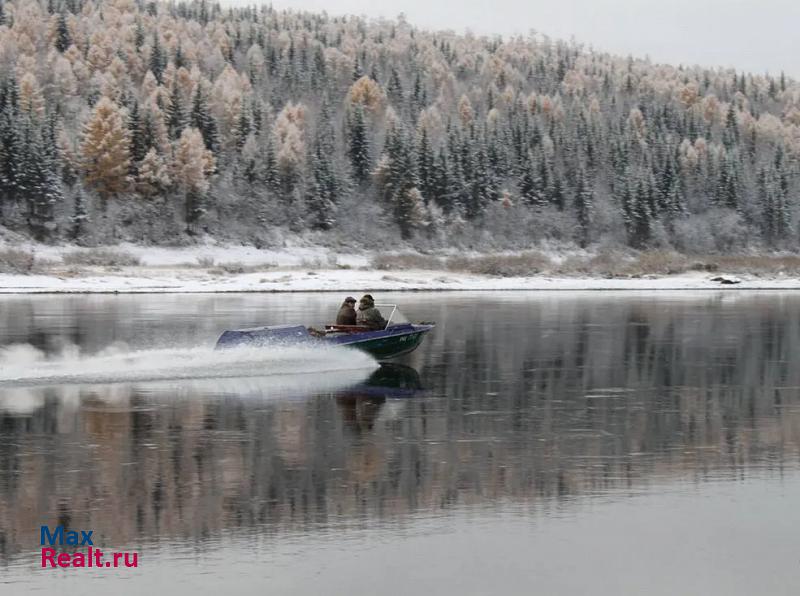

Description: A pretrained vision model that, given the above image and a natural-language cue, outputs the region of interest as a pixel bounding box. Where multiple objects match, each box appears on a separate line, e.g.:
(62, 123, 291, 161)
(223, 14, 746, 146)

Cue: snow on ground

(1, 267, 799, 293)
(3, 238, 371, 268)
(2, 239, 800, 293)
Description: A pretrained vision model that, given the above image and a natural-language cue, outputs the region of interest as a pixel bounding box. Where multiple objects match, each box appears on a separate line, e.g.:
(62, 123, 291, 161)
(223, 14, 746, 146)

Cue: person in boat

(336, 296, 357, 325)
(356, 294, 387, 330)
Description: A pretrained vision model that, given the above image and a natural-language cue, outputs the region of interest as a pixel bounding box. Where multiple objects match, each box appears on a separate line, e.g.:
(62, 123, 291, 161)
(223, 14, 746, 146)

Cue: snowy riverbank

(2, 240, 800, 293)
(4, 270, 800, 293)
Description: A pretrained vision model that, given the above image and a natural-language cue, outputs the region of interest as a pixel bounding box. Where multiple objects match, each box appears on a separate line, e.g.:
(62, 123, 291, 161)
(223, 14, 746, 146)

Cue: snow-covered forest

(0, 0, 799, 252)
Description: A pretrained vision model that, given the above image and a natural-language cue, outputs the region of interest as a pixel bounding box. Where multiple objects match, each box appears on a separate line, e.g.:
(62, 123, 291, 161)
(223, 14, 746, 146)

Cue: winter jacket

(357, 306, 386, 330)
(336, 304, 357, 325)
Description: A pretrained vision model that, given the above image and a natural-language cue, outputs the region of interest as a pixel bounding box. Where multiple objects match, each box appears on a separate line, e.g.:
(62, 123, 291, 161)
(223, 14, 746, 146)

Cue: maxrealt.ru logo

(40, 526, 139, 569)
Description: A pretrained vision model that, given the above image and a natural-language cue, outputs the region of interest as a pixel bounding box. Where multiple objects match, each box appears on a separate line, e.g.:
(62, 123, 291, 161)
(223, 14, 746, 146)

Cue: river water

(0, 292, 799, 595)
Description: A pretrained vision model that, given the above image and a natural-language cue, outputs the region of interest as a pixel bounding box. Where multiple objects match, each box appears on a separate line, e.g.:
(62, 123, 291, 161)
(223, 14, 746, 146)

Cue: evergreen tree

(518, 155, 540, 206)
(432, 147, 451, 210)
(190, 83, 219, 153)
(417, 127, 435, 202)
(716, 152, 740, 209)
(387, 67, 403, 107)
(134, 19, 145, 52)
(55, 12, 71, 52)
(234, 106, 251, 150)
(149, 33, 166, 83)
(165, 83, 185, 140)
(759, 166, 789, 246)
(306, 133, 339, 230)
(0, 83, 22, 199)
(573, 171, 593, 248)
(621, 175, 653, 248)
(128, 100, 147, 173)
(347, 104, 370, 183)
(70, 188, 89, 241)
(174, 42, 187, 69)
(18, 115, 62, 238)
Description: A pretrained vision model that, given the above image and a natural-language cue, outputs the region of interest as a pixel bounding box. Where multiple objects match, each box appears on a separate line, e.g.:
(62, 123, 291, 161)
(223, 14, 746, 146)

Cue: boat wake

(0, 341, 379, 389)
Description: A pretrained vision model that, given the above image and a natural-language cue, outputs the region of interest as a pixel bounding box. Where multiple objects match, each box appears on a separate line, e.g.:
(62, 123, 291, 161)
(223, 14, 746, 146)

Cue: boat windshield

(376, 304, 409, 328)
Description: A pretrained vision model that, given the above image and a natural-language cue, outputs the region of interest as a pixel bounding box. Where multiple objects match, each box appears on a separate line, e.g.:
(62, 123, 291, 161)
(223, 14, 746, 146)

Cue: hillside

(0, 0, 798, 253)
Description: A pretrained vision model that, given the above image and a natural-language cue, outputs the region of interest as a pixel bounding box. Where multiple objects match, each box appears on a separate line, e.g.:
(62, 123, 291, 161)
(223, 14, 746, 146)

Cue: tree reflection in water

(1, 293, 800, 561)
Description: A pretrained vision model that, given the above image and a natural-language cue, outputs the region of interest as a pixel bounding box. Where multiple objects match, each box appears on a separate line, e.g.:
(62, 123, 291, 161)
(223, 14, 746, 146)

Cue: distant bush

(62, 249, 141, 267)
(712, 255, 800, 275)
(558, 249, 691, 277)
(218, 261, 245, 274)
(372, 253, 444, 270)
(446, 252, 552, 276)
(0, 249, 36, 274)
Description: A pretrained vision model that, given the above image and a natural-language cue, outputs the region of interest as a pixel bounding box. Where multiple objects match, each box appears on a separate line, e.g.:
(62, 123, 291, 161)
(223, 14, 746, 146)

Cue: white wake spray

(0, 341, 379, 388)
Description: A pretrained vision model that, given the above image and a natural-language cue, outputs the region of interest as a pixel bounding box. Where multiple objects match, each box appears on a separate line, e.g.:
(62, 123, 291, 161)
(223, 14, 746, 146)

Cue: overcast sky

(226, 0, 800, 77)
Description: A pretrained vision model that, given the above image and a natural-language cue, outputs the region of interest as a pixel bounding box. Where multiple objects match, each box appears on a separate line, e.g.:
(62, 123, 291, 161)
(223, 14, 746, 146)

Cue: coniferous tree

(573, 171, 593, 248)
(128, 101, 147, 173)
(55, 13, 71, 52)
(622, 175, 653, 248)
(134, 19, 145, 52)
(347, 104, 370, 183)
(165, 83, 186, 140)
(190, 83, 219, 153)
(417, 127, 435, 202)
(234, 106, 251, 150)
(70, 188, 89, 241)
(306, 133, 339, 230)
(149, 33, 166, 84)
(0, 77, 21, 199)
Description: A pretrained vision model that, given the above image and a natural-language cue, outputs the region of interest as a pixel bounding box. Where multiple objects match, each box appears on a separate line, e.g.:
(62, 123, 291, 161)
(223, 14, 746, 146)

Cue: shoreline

(1, 267, 799, 294)
(3, 241, 800, 294)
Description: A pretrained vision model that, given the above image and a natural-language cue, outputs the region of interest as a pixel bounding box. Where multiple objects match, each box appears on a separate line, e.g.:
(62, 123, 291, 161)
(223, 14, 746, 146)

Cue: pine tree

(432, 147, 451, 211)
(347, 104, 370, 183)
(550, 175, 565, 211)
(18, 115, 62, 238)
(573, 171, 593, 248)
(134, 19, 145, 52)
(70, 188, 89, 241)
(723, 104, 738, 148)
(80, 97, 131, 198)
(306, 133, 339, 230)
(417, 127, 435, 201)
(128, 100, 147, 173)
(165, 83, 186, 140)
(55, 12, 71, 52)
(716, 152, 739, 209)
(149, 33, 166, 84)
(621, 175, 653, 248)
(0, 77, 22, 198)
(518, 153, 543, 206)
(387, 67, 403, 107)
(174, 42, 187, 70)
(190, 83, 219, 153)
(234, 106, 251, 150)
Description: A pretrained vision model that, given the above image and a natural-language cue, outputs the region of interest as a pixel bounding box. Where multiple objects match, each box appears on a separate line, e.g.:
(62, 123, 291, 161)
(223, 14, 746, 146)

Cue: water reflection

(1, 293, 800, 568)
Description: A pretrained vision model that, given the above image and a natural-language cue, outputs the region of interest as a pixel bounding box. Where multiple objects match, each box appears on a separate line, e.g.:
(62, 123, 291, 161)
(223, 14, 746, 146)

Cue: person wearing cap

(356, 294, 387, 330)
(336, 296, 357, 325)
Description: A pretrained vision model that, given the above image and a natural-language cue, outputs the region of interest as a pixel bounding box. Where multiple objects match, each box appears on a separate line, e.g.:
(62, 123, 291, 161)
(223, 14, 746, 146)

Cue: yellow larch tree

(80, 96, 131, 197)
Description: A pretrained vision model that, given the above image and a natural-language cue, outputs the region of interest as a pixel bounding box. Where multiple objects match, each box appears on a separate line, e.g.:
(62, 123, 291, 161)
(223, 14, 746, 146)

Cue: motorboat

(215, 305, 434, 360)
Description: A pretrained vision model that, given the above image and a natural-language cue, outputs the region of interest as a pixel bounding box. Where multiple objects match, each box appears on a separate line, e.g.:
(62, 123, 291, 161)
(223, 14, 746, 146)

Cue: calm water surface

(1, 292, 799, 595)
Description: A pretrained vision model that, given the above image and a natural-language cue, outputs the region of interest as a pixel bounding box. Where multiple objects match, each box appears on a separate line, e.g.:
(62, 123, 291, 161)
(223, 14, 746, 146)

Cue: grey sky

(227, 0, 800, 78)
